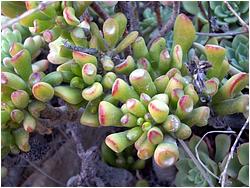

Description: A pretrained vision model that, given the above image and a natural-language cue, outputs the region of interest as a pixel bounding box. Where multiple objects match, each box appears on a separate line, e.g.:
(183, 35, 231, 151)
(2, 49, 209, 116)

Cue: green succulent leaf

(237, 165, 249, 186)
(237, 143, 249, 166)
(215, 134, 231, 163)
(188, 135, 209, 155)
(221, 153, 242, 178)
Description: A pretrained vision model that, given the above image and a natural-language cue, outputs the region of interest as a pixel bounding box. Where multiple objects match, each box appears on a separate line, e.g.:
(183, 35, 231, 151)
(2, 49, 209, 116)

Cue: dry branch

(219, 118, 249, 187)
(1, 1, 55, 29)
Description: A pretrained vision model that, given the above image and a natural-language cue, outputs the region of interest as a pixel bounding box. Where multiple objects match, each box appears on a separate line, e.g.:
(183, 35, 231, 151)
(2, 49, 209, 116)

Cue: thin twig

(224, 1, 249, 31)
(198, 2, 208, 20)
(1, 1, 56, 29)
(90, 2, 109, 21)
(63, 40, 98, 55)
(21, 156, 65, 186)
(116, 1, 139, 32)
(196, 30, 247, 37)
(219, 118, 249, 187)
(154, 2, 162, 29)
(178, 139, 214, 187)
(195, 130, 236, 181)
(148, 1, 180, 47)
(66, 123, 85, 159)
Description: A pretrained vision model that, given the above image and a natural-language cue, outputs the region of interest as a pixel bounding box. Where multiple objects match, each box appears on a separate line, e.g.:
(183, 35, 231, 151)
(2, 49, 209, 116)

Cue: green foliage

(182, 1, 249, 29)
(176, 135, 249, 186)
(210, 1, 249, 27)
(220, 34, 249, 72)
(1, 2, 249, 181)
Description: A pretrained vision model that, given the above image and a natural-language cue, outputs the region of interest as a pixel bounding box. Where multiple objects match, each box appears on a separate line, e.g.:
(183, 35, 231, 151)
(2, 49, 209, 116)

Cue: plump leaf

(215, 134, 231, 163)
(188, 135, 209, 155)
(172, 14, 195, 57)
(182, 2, 200, 15)
(237, 165, 249, 186)
(221, 153, 242, 178)
(237, 143, 249, 165)
(1, 2, 26, 18)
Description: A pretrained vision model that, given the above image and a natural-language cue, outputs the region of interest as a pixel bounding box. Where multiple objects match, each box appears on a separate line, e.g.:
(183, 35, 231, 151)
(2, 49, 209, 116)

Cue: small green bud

(137, 117, 145, 126)
(141, 122, 152, 131)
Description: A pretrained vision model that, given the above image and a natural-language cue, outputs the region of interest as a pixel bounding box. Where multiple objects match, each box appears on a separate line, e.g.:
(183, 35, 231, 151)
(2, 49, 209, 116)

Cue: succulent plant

(1, 33, 52, 156)
(101, 142, 145, 170)
(175, 134, 249, 187)
(140, 3, 173, 41)
(1, 1, 249, 180)
(182, 1, 249, 30)
(76, 13, 247, 169)
(1, 17, 31, 61)
(220, 34, 249, 73)
(210, 2, 249, 29)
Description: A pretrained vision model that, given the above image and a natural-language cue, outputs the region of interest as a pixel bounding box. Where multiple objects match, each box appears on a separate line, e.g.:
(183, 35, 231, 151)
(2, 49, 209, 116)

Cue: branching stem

(219, 118, 249, 187)
(1, 1, 56, 29)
